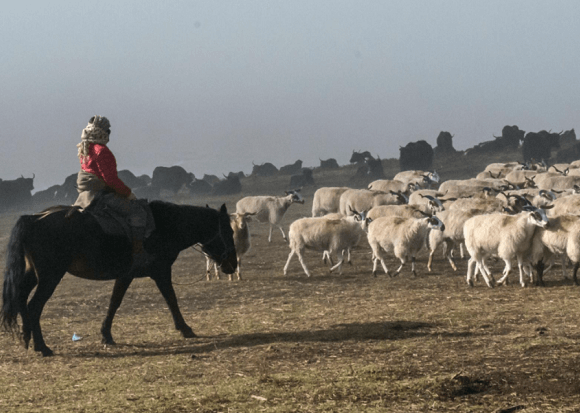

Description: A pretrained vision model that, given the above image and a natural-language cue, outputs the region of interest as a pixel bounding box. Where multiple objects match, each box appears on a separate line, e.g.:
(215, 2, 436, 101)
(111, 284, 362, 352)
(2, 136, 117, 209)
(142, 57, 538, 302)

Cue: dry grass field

(2, 150, 580, 412)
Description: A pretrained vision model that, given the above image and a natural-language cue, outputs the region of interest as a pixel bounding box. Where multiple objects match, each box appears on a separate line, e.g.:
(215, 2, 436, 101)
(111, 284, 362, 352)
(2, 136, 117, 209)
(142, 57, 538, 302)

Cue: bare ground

(2, 151, 580, 412)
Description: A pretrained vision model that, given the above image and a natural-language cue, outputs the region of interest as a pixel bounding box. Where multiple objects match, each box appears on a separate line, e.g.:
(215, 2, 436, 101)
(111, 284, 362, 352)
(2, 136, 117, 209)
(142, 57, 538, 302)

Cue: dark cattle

(138, 174, 152, 186)
(365, 156, 385, 179)
(466, 125, 525, 156)
(0, 175, 34, 212)
(212, 175, 242, 195)
(494, 125, 525, 149)
(203, 174, 221, 185)
(279, 160, 303, 175)
(132, 185, 161, 200)
(352, 156, 385, 180)
(350, 150, 373, 164)
(522, 130, 562, 163)
(559, 128, 577, 146)
(289, 169, 315, 188)
(434, 131, 456, 155)
(54, 173, 78, 204)
(399, 140, 434, 172)
(32, 184, 61, 205)
(188, 179, 213, 194)
(319, 158, 339, 169)
(227, 171, 245, 179)
(251, 162, 278, 177)
(151, 166, 194, 194)
(118, 170, 149, 189)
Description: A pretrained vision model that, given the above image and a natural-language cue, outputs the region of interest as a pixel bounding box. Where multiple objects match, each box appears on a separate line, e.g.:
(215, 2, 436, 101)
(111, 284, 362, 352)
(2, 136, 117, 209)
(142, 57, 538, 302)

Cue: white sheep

(368, 179, 412, 194)
(463, 208, 549, 288)
(367, 215, 445, 277)
(393, 170, 440, 189)
(206, 212, 254, 281)
(339, 189, 406, 216)
(283, 212, 369, 277)
(311, 186, 351, 217)
(236, 190, 304, 242)
(367, 204, 431, 221)
(427, 208, 483, 272)
(528, 213, 580, 285)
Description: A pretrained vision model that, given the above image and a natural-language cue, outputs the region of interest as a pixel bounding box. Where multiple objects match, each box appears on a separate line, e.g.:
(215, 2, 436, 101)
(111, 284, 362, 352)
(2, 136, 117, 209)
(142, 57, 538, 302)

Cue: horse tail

(1, 215, 34, 333)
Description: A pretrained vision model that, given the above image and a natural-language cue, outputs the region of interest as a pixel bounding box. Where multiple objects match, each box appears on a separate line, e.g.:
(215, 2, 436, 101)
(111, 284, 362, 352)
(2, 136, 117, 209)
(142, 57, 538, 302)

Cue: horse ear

(220, 204, 228, 214)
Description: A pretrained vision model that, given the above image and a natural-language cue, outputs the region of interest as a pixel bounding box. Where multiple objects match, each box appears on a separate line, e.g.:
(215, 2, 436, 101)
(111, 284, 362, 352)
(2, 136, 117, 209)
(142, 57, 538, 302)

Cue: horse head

(200, 204, 237, 274)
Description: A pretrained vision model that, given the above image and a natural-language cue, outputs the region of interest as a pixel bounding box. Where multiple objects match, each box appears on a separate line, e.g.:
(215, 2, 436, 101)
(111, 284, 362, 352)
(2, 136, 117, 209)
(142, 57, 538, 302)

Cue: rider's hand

(127, 192, 137, 200)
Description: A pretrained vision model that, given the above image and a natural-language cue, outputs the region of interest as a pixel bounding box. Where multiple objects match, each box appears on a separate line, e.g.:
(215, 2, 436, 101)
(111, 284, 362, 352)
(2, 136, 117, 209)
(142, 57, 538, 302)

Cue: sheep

(339, 189, 406, 216)
(535, 175, 580, 191)
(545, 194, 580, 217)
(438, 178, 509, 195)
(483, 162, 524, 176)
(367, 215, 445, 277)
(311, 186, 351, 216)
(236, 189, 304, 242)
(367, 204, 432, 221)
(427, 208, 483, 272)
(368, 179, 413, 194)
(283, 211, 370, 277)
(463, 207, 549, 288)
(408, 189, 446, 206)
(528, 213, 580, 286)
(393, 170, 440, 189)
(446, 194, 506, 214)
(206, 212, 254, 281)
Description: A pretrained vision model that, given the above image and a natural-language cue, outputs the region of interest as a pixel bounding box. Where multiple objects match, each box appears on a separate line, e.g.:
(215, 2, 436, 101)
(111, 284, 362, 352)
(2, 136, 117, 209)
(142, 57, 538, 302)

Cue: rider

(73, 115, 153, 276)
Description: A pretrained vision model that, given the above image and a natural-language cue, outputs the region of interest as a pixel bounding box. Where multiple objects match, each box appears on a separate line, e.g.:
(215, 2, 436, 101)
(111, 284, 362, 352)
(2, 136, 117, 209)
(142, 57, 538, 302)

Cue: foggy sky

(2, 1, 579, 191)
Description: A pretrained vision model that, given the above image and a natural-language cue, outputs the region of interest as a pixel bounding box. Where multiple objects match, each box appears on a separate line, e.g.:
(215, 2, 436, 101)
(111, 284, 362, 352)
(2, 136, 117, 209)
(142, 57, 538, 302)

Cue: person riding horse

(74, 115, 154, 275)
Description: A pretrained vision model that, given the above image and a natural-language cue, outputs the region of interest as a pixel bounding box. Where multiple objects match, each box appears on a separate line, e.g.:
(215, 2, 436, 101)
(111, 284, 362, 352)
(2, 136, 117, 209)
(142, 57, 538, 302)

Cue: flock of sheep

(208, 160, 580, 287)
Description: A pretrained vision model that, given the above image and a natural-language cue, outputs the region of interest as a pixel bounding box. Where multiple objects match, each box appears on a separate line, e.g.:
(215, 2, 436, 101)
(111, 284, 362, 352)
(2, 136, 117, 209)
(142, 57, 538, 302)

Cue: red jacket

(80, 143, 132, 196)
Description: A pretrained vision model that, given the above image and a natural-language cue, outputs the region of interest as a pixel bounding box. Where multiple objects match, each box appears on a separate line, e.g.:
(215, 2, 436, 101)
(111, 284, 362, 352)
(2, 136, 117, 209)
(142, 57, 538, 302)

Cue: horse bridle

(192, 218, 235, 263)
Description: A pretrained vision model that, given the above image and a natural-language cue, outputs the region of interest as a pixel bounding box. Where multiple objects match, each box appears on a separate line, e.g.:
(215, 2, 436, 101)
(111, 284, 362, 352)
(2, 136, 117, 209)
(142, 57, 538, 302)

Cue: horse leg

(26, 271, 66, 357)
(18, 270, 38, 350)
(151, 274, 196, 338)
(101, 278, 133, 345)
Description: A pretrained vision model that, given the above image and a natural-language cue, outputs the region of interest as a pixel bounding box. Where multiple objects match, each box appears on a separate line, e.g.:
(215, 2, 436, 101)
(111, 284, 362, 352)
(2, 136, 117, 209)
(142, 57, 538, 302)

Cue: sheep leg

(477, 260, 496, 288)
(572, 262, 580, 286)
(394, 257, 406, 277)
(230, 258, 242, 281)
(427, 249, 435, 272)
(205, 258, 212, 281)
(516, 257, 527, 288)
(411, 256, 417, 277)
(466, 258, 476, 286)
(460, 243, 465, 259)
(322, 250, 335, 267)
(295, 249, 312, 277)
(277, 224, 287, 242)
(497, 260, 512, 286)
(329, 251, 345, 274)
(268, 225, 273, 243)
(283, 250, 295, 276)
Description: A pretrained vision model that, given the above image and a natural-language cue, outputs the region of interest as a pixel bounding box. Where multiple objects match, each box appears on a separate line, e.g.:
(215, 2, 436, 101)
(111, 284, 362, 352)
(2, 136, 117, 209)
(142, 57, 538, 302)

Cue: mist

(1, 1, 579, 191)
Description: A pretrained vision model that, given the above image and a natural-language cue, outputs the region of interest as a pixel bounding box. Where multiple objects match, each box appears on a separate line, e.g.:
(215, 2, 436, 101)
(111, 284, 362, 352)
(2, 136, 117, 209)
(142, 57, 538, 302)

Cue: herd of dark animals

(1, 126, 576, 214)
(0, 125, 578, 356)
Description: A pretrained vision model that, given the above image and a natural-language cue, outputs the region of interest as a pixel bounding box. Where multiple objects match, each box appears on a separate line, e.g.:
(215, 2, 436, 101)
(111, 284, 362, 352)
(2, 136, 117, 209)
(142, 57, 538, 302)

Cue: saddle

(35, 192, 153, 241)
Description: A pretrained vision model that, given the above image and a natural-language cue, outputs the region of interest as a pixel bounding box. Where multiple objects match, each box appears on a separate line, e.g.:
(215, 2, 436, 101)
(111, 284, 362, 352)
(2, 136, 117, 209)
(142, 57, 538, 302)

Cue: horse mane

(34, 205, 81, 220)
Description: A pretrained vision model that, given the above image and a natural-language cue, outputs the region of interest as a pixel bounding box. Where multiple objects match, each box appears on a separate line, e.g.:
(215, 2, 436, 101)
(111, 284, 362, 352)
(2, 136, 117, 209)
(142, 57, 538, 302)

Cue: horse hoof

(182, 329, 197, 339)
(102, 337, 116, 345)
(38, 347, 54, 357)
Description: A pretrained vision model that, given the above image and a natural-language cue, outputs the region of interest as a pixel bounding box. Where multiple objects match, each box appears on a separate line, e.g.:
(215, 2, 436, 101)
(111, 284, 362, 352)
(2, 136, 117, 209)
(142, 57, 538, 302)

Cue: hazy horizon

(2, 1, 579, 192)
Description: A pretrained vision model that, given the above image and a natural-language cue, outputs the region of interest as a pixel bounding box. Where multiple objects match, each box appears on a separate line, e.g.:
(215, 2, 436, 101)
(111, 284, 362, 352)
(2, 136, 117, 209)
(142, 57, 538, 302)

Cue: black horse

(1, 200, 237, 356)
